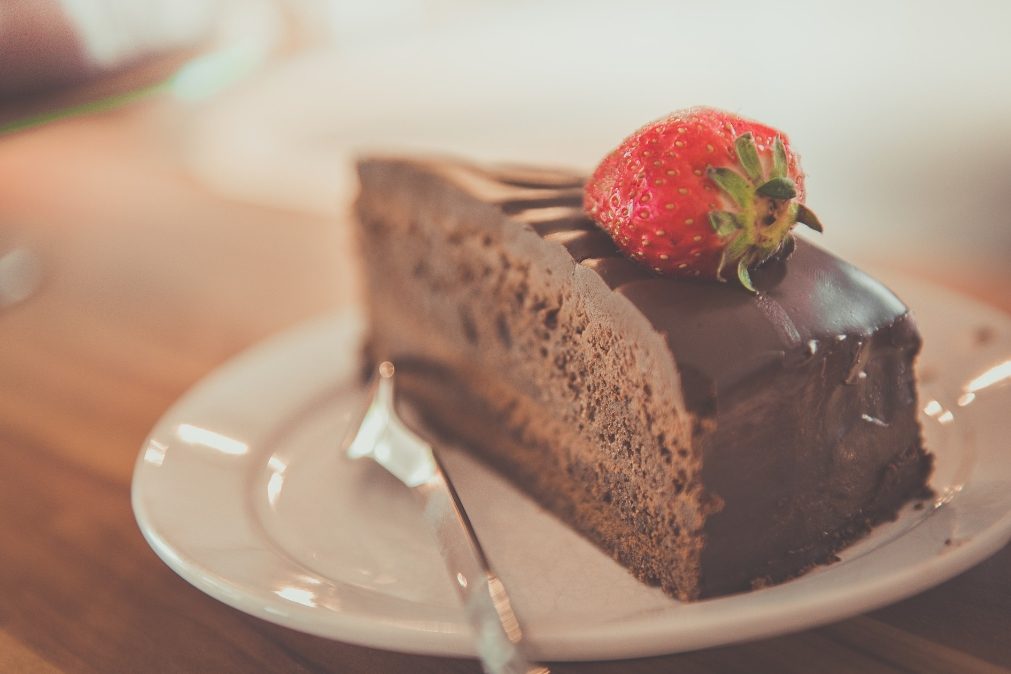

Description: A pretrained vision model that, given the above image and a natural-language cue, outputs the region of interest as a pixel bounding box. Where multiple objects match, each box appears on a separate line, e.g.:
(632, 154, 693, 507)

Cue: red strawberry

(584, 107, 823, 291)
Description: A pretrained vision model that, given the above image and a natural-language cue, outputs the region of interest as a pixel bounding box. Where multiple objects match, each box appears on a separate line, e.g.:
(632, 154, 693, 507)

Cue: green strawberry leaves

(771, 137, 788, 179)
(737, 259, 756, 293)
(755, 177, 798, 200)
(709, 211, 741, 237)
(707, 168, 752, 207)
(706, 132, 824, 293)
(734, 133, 764, 183)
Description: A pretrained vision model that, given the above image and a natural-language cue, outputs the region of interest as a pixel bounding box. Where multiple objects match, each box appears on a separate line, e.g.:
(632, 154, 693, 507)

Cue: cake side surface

(353, 156, 932, 600)
(696, 307, 932, 595)
(355, 157, 708, 599)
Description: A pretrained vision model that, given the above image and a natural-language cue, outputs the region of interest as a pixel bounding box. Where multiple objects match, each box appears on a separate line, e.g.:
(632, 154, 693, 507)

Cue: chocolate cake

(353, 156, 933, 600)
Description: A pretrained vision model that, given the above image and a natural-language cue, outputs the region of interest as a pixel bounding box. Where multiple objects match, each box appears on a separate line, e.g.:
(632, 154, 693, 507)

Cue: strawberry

(584, 107, 823, 291)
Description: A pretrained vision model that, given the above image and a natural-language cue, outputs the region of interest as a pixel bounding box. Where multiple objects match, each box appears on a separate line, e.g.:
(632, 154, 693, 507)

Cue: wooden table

(1, 90, 1009, 674)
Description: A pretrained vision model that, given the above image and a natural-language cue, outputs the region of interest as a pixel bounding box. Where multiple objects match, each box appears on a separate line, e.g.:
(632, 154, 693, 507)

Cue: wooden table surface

(0, 88, 1009, 674)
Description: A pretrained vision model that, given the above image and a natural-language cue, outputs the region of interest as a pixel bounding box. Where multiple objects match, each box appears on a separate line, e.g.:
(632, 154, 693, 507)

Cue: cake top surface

(609, 241, 911, 406)
(360, 157, 914, 411)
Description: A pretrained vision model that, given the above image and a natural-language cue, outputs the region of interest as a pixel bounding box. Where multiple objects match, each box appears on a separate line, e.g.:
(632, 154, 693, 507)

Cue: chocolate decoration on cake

(353, 156, 932, 600)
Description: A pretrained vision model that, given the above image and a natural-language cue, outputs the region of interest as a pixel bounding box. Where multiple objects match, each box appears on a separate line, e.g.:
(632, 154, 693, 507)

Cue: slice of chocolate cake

(353, 156, 932, 600)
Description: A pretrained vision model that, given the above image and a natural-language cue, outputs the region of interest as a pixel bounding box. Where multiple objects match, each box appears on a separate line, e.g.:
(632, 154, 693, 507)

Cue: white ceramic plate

(132, 274, 1011, 661)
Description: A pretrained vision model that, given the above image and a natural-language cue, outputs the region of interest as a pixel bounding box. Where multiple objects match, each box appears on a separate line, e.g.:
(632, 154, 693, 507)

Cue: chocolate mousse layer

(354, 157, 933, 600)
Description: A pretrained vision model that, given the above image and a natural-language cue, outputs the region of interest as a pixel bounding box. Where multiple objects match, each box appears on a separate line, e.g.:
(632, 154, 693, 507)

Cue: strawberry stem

(796, 203, 824, 232)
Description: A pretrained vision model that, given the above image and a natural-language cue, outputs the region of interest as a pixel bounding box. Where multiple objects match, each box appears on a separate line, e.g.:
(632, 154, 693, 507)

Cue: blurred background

(2, 6, 1008, 672)
(1, 0, 1009, 315)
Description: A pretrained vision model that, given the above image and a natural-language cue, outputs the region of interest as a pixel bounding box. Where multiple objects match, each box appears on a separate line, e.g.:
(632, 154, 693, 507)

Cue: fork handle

(415, 459, 549, 674)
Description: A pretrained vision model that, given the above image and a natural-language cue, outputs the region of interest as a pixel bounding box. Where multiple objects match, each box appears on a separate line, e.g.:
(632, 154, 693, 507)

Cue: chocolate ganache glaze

(488, 175, 908, 407)
(356, 157, 932, 598)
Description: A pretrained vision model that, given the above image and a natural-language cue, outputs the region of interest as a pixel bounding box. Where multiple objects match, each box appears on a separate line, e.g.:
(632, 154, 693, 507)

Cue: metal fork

(342, 362, 549, 674)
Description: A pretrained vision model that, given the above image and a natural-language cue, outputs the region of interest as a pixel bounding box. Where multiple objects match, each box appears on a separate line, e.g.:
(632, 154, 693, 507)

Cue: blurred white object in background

(167, 0, 283, 103)
(59, 0, 217, 69)
(0, 246, 42, 310)
(183, 0, 1011, 288)
(284, 0, 435, 47)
